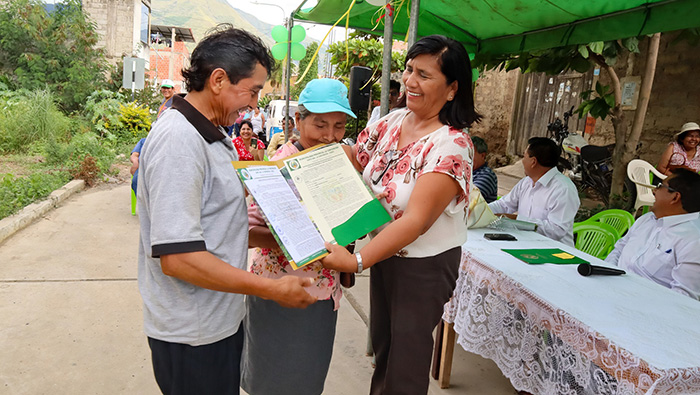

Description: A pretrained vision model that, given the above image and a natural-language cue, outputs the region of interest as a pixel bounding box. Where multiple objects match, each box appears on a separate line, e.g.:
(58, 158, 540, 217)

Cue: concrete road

(0, 182, 516, 394)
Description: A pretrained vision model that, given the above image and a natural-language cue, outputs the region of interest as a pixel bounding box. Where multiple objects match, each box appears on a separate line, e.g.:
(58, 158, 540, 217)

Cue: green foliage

(82, 90, 151, 145)
(258, 95, 272, 110)
(327, 38, 405, 85)
(0, 0, 108, 113)
(575, 82, 615, 120)
(44, 132, 115, 175)
(0, 172, 70, 219)
(291, 42, 320, 100)
(0, 89, 71, 153)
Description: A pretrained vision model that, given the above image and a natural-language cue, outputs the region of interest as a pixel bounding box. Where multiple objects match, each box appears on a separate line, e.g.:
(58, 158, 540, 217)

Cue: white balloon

(366, 0, 386, 6)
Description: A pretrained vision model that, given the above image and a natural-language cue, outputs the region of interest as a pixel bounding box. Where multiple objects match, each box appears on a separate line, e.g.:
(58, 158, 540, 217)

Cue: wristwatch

(355, 251, 364, 274)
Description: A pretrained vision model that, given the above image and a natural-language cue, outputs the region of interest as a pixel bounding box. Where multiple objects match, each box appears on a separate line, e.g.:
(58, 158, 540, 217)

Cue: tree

(476, 35, 661, 202)
(291, 42, 319, 100)
(269, 58, 296, 97)
(327, 37, 405, 86)
(0, 0, 108, 112)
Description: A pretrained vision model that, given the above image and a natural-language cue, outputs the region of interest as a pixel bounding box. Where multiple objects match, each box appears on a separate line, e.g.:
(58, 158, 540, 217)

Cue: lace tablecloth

(443, 229, 700, 395)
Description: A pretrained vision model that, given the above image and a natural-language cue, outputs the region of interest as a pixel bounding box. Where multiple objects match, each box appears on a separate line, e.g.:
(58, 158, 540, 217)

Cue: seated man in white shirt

(605, 169, 700, 300)
(488, 137, 580, 245)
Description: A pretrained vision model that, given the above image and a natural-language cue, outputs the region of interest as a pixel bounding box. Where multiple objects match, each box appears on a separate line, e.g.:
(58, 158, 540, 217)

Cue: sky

(228, 0, 350, 43)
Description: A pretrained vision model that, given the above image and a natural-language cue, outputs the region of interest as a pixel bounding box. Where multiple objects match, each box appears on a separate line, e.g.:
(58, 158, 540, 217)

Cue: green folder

(501, 248, 589, 265)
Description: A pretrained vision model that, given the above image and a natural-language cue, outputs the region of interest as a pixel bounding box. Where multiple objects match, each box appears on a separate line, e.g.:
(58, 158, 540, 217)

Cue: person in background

(606, 169, 700, 300)
(136, 26, 315, 395)
(243, 78, 357, 395)
(129, 138, 146, 193)
(367, 79, 401, 125)
(321, 35, 479, 395)
(233, 119, 265, 161)
(156, 79, 175, 118)
(658, 121, 700, 175)
(489, 137, 580, 246)
(266, 117, 298, 158)
(250, 106, 266, 137)
(471, 136, 498, 202)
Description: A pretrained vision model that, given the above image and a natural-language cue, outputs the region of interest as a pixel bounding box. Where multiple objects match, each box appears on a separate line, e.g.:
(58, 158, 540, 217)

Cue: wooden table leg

(438, 321, 456, 389)
(431, 320, 445, 380)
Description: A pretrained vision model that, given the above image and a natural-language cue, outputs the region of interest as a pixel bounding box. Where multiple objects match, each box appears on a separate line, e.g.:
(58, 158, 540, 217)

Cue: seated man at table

(605, 169, 700, 300)
(471, 136, 498, 203)
(488, 137, 580, 246)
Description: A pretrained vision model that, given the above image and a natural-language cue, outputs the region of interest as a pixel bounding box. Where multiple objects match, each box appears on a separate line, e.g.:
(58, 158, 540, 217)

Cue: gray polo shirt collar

(171, 94, 227, 144)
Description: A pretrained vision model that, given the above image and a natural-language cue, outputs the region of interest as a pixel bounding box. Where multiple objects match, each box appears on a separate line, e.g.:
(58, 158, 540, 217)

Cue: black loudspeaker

(348, 66, 372, 112)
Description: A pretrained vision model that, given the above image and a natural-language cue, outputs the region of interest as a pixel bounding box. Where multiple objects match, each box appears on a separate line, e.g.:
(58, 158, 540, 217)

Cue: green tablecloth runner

(501, 248, 589, 265)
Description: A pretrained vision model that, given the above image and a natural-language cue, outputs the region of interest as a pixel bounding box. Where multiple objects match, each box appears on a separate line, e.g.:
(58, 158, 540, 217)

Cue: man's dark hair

(182, 24, 275, 92)
(471, 136, 488, 154)
(668, 168, 700, 213)
(526, 137, 560, 168)
(405, 35, 481, 129)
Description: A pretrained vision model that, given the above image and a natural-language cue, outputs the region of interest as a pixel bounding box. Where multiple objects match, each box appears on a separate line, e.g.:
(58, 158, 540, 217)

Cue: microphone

(577, 263, 626, 277)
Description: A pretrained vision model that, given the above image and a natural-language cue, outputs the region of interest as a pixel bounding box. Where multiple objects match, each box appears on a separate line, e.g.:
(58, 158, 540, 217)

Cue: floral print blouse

(356, 108, 474, 258)
(247, 141, 342, 310)
(233, 136, 265, 161)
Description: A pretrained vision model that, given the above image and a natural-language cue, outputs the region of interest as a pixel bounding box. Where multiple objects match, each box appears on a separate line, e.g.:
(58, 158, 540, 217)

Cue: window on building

(140, 2, 150, 44)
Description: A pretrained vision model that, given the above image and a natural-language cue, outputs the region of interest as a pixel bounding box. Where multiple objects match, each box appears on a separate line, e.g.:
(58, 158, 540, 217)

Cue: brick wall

(470, 69, 520, 164)
(82, 0, 136, 64)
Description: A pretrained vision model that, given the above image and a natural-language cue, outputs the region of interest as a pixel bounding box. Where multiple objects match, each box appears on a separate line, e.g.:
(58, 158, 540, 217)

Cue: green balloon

(290, 43, 306, 60)
(472, 68, 479, 82)
(271, 43, 287, 60)
(271, 25, 287, 43)
(291, 25, 306, 43)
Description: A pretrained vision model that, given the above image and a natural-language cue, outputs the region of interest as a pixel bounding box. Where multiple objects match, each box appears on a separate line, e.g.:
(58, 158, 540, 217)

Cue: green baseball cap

(298, 79, 356, 118)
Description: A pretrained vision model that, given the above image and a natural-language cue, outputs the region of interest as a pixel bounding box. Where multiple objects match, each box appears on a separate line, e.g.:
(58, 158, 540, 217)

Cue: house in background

(81, 0, 152, 66)
(147, 25, 195, 93)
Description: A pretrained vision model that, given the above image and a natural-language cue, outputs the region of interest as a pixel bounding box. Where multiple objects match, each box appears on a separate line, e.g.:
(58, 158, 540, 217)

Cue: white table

(435, 228, 700, 394)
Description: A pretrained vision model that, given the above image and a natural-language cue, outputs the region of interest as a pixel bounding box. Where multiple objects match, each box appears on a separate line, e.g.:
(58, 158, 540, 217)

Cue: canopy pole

(407, 0, 419, 47)
(380, 0, 394, 118)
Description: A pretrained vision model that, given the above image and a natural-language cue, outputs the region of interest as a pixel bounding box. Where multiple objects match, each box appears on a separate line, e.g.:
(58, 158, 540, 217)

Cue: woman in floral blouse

(242, 79, 356, 395)
(232, 119, 265, 160)
(322, 35, 481, 394)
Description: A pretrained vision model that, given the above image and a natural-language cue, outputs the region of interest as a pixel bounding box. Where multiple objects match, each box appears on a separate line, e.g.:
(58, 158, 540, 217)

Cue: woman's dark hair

(668, 168, 700, 213)
(676, 130, 699, 145)
(239, 120, 253, 130)
(527, 137, 560, 168)
(404, 35, 481, 129)
(182, 24, 275, 92)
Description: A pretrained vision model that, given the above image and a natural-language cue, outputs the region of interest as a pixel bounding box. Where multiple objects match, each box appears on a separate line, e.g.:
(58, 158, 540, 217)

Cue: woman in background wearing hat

(658, 121, 700, 175)
(242, 78, 356, 395)
(322, 35, 480, 394)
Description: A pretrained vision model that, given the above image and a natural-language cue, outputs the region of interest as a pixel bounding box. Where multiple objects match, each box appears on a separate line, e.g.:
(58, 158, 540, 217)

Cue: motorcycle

(547, 107, 635, 207)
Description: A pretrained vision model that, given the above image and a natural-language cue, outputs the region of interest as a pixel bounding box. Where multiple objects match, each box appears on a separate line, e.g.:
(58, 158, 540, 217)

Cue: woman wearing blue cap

(322, 35, 481, 394)
(243, 78, 357, 395)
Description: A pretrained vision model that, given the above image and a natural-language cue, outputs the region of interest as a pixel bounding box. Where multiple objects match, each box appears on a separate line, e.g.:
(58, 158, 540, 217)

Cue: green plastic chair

(573, 222, 618, 259)
(584, 209, 635, 239)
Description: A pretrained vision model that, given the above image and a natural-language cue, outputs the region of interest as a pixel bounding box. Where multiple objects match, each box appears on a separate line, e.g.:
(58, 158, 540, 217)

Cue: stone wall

(470, 69, 520, 165)
(579, 31, 700, 165)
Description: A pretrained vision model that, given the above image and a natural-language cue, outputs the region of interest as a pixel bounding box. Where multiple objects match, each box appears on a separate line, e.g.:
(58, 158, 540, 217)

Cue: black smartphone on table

(483, 233, 517, 241)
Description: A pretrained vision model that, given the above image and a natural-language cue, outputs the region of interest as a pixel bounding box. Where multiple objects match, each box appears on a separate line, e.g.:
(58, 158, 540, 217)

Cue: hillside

(150, 0, 275, 48)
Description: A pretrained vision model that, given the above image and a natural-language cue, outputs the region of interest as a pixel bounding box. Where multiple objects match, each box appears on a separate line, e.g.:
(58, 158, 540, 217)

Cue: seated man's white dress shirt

(488, 167, 580, 245)
(605, 211, 700, 300)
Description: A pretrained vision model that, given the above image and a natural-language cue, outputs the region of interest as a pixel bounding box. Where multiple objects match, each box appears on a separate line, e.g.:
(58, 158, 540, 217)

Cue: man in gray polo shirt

(137, 26, 316, 394)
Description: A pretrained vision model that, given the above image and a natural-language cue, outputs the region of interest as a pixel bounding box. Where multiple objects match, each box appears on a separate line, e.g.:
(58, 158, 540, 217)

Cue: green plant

(116, 102, 152, 143)
(0, 89, 71, 153)
(0, 172, 70, 219)
(44, 132, 115, 176)
(0, 0, 108, 113)
(575, 82, 615, 120)
(327, 38, 405, 85)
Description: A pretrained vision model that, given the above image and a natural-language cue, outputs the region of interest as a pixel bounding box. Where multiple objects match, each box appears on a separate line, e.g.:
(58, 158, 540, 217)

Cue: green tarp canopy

(294, 0, 700, 55)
